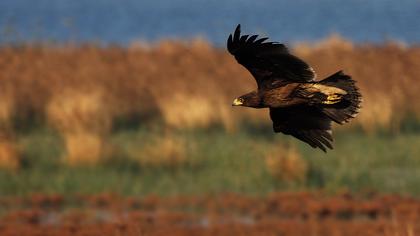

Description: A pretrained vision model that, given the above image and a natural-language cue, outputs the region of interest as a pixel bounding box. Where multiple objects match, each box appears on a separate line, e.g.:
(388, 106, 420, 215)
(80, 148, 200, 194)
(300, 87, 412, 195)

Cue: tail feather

(319, 71, 362, 124)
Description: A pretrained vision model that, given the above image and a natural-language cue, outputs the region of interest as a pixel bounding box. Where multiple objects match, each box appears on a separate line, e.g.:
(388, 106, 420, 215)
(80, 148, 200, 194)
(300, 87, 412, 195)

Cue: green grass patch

(1, 125, 420, 196)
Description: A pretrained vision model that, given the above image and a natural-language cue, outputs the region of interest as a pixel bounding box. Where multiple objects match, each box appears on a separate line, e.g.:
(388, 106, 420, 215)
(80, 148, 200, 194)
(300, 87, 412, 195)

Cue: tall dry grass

(264, 145, 307, 183)
(0, 37, 420, 165)
(0, 90, 19, 170)
(0, 137, 19, 170)
(126, 135, 188, 168)
(46, 89, 113, 165)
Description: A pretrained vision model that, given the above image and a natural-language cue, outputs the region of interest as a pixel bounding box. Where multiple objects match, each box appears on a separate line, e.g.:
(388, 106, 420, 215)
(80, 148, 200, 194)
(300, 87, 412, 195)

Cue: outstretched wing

(227, 24, 316, 89)
(269, 105, 333, 152)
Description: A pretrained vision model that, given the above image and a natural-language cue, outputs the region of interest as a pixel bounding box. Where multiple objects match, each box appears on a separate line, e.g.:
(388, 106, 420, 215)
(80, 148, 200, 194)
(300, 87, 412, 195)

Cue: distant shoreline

(1, 0, 420, 45)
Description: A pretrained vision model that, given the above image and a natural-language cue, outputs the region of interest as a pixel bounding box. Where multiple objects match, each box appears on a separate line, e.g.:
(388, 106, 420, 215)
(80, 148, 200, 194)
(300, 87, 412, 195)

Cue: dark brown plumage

(228, 24, 362, 152)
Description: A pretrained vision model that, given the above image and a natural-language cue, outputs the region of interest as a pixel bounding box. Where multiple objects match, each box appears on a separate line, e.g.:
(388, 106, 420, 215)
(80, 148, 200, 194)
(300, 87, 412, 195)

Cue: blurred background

(1, 0, 420, 235)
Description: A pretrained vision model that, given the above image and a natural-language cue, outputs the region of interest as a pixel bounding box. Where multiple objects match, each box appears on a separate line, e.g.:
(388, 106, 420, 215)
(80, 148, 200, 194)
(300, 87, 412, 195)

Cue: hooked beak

(232, 98, 243, 106)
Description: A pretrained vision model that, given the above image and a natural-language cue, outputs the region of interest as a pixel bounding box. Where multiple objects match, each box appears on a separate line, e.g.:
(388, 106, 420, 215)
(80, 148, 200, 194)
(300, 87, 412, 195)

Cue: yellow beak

(232, 98, 243, 106)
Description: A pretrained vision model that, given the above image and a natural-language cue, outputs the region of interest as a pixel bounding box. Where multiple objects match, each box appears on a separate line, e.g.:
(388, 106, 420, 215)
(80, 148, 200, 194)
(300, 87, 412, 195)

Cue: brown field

(0, 38, 419, 132)
(1, 38, 420, 167)
(1, 192, 420, 236)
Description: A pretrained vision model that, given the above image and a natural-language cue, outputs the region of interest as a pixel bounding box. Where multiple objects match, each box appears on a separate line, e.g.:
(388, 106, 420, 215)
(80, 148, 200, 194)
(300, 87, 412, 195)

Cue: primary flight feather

(228, 24, 362, 152)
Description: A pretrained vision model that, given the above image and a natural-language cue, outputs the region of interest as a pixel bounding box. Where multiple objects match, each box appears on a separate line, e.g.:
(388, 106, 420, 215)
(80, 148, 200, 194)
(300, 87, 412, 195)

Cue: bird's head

(232, 91, 263, 108)
(232, 97, 245, 106)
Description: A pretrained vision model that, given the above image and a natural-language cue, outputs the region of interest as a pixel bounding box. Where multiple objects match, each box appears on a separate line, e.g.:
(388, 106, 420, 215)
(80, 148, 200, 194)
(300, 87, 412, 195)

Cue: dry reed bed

(0, 39, 418, 131)
(0, 38, 419, 167)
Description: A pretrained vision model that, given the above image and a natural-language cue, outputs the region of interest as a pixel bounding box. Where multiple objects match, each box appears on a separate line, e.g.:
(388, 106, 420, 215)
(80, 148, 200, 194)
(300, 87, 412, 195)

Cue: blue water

(0, 0, 419, 45)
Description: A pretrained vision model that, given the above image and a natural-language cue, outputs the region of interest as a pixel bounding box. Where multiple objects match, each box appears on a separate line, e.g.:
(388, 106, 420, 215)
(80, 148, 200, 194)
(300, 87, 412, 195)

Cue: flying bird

(228, 24, 362, 152)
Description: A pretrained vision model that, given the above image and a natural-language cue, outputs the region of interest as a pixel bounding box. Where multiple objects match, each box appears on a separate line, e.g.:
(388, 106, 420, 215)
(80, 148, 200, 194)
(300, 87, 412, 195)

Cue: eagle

(228, 24, 362, 152)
